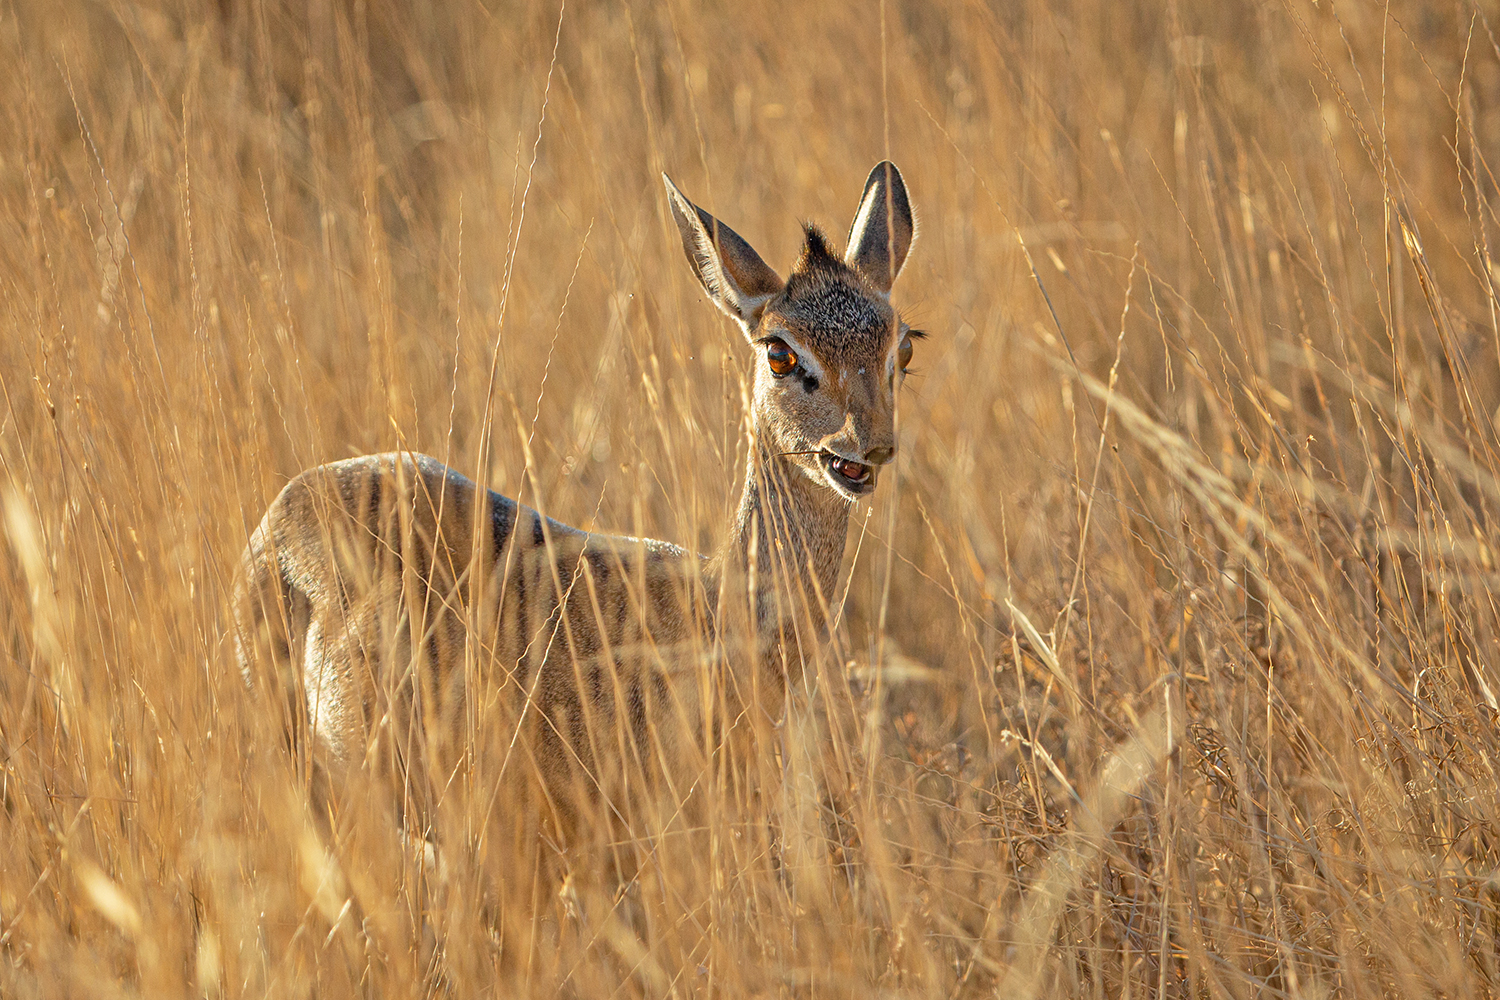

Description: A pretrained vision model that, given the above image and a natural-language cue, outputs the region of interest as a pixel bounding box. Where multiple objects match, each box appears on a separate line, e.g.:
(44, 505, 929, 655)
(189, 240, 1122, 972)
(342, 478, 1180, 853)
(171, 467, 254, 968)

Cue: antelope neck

(715, 443, 851, 635)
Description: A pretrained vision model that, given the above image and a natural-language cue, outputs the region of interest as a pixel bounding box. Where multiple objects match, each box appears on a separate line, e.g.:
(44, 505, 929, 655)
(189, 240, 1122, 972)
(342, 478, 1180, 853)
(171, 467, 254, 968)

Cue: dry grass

(5, 1, 1500, 996)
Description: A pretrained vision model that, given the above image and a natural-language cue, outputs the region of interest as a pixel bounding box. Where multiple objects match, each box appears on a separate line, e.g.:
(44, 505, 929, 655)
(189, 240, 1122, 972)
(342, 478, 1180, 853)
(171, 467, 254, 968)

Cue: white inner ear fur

(846, 190, 891, 299)
(847, 190, 880, 253)
(730, 296, 779, 341)
(738, 291, 778, 322)
(691, 238, 774, 327)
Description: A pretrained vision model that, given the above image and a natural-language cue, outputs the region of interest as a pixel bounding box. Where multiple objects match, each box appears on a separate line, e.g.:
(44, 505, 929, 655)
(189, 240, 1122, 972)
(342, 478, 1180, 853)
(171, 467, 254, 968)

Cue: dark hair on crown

(794, 224, 842, 274)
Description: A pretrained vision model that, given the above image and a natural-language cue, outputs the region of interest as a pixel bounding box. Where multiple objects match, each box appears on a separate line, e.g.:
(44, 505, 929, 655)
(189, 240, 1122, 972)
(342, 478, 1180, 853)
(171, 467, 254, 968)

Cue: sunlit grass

(4, 2, 1500, 996)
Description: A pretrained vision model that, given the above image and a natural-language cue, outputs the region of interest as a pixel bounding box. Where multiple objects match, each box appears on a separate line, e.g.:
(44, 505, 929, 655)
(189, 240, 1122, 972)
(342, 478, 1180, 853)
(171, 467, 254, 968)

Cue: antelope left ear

(845, 161, 914, 294)
(664, 173, 784, 337)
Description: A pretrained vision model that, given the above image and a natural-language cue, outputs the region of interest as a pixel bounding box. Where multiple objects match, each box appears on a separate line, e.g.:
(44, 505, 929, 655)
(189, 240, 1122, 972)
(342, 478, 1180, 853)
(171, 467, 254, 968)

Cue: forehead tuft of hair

(773, 224, 894, 352)
(792, 224, 844, 276)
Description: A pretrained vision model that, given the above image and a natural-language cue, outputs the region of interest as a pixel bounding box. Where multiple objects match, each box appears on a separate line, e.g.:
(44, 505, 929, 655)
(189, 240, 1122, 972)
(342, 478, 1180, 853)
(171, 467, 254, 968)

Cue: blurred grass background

(5, 0, 1500, 996)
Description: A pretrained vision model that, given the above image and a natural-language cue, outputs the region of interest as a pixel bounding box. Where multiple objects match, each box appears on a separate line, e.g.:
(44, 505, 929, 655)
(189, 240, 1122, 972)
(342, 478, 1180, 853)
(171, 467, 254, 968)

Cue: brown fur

(233, 162, 918, 849)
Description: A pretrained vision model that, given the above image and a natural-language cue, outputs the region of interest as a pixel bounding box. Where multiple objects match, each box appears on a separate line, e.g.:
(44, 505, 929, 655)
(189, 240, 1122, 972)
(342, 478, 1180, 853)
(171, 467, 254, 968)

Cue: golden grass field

(5, 0, 1500, 996)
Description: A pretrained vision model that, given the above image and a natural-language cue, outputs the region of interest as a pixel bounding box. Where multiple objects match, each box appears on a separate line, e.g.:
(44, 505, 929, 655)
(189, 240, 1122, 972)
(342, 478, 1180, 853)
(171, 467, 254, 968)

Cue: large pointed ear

(845, 161, 914, 294)
(664, 173, 784, 334)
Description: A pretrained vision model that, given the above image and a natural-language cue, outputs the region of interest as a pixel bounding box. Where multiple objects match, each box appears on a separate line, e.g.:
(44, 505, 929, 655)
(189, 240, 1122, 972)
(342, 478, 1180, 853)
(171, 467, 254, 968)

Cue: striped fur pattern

(233, 162, 918, 843)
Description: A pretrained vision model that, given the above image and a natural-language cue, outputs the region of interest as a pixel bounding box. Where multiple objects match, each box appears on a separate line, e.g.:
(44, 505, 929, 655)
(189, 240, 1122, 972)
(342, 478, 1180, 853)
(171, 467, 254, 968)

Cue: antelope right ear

(845, 161, 914, 294)
(664, 173, 784, 336)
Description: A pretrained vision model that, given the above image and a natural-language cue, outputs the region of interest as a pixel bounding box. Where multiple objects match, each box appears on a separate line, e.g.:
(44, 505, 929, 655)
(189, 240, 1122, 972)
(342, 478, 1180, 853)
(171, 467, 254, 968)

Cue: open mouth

(822, 452, 873, 495)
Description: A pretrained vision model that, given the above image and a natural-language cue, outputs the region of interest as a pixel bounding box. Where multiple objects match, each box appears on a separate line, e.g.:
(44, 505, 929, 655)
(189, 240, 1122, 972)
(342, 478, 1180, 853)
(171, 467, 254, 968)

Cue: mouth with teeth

(822, 452, 873, 496)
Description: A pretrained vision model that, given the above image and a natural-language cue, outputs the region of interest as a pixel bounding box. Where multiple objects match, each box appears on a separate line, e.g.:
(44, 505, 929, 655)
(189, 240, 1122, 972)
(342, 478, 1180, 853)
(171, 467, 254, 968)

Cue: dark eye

(766, 339, 798, 376)
(897, 336, 913, 373)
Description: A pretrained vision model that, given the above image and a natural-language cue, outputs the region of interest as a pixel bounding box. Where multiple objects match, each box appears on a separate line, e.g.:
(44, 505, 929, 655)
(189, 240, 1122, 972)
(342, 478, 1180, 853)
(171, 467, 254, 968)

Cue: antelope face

(750, 230, 920, 500)
(664, 161, 918, 503)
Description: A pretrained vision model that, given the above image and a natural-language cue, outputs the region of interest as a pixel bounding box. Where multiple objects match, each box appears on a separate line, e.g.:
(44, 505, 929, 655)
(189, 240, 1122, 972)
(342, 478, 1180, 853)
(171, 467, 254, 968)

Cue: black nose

(864, 445, 895, 466)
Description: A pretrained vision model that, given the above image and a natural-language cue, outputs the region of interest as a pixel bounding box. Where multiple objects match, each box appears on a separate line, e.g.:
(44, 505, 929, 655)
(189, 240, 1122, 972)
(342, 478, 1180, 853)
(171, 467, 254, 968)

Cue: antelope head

(665, 161, 919, 501)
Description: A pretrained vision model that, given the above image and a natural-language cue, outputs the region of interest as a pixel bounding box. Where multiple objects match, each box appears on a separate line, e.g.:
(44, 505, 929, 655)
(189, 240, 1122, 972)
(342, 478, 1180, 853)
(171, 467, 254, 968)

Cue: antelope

(233, 162, 919, 852)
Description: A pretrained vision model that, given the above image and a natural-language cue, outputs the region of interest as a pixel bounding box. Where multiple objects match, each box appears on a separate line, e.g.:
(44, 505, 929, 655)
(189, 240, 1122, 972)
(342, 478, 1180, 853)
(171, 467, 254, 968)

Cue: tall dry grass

(4, 0, 1500, 996)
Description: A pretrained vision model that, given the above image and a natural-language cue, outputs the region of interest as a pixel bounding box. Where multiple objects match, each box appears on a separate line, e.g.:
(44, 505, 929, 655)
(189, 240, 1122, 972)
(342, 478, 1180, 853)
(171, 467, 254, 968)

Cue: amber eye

(766, 339, 798, 376)
(897, 336, 913, 373)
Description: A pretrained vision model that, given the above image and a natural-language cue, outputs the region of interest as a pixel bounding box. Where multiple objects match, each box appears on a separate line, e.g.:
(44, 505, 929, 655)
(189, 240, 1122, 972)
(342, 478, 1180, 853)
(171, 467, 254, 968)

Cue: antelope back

(236, 454, 719, 841)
